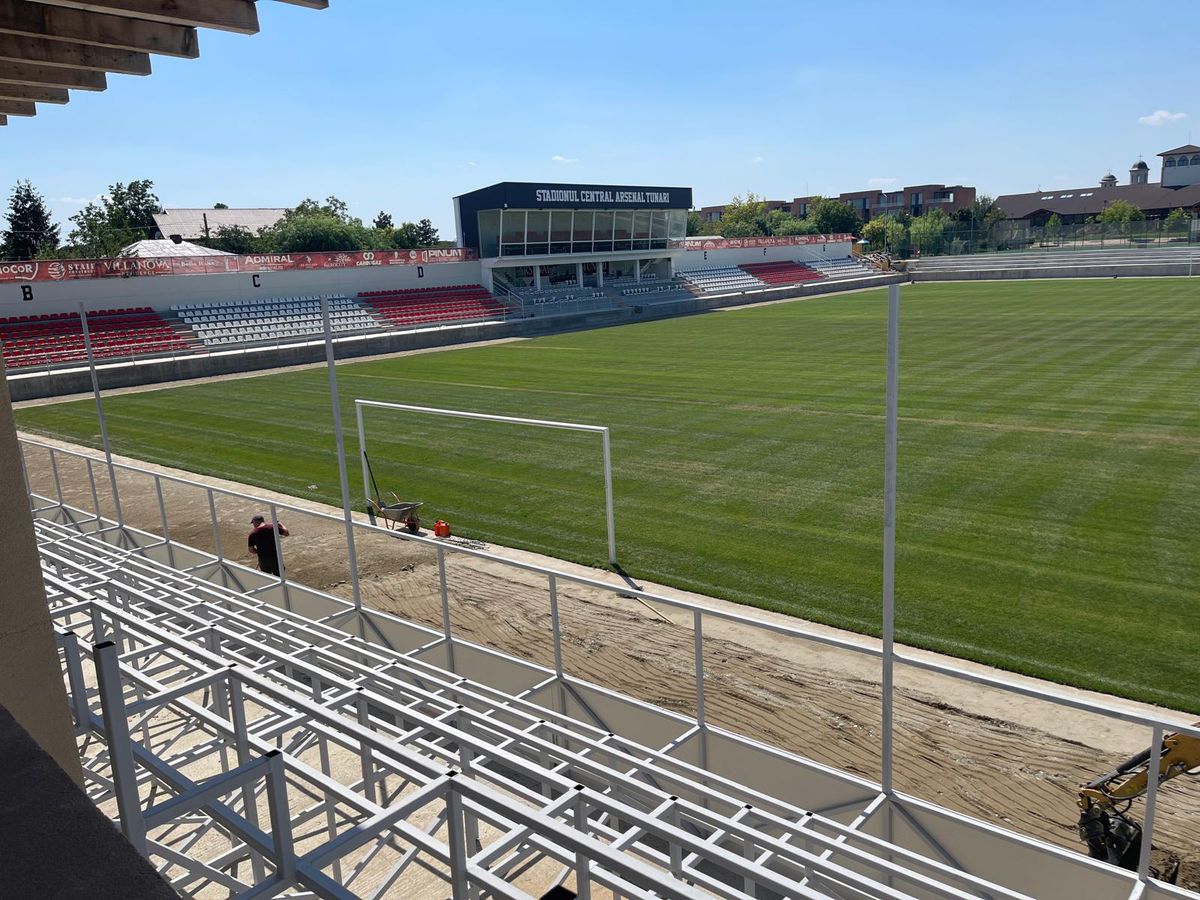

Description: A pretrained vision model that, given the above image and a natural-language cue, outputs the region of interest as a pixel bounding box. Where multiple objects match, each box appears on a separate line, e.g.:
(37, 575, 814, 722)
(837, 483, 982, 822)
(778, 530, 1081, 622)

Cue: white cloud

(54, 195, 98, 204)
(1138, 109, 1186, 126)
(551, 154, 579, 164)
(466, 161, 477, 167)
(749, 155, 764, 164)
(867, 177, 897, 187)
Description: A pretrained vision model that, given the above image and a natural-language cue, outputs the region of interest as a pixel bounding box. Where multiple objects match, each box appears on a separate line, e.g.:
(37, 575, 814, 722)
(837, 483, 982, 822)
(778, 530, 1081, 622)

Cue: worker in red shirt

(248, 514, 289, 576)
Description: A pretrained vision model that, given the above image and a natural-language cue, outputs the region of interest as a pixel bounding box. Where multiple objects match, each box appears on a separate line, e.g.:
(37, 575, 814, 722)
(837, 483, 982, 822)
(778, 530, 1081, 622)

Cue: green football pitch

(16, 279, 1200, 711)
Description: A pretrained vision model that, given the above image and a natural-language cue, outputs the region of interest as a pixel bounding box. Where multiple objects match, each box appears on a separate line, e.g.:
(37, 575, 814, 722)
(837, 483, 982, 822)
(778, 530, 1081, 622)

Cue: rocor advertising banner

(0, 247, 478, 284)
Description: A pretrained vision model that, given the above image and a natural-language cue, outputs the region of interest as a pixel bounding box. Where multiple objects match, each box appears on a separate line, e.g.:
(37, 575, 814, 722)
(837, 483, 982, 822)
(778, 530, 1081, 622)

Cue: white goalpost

(354, 399, 618, 566)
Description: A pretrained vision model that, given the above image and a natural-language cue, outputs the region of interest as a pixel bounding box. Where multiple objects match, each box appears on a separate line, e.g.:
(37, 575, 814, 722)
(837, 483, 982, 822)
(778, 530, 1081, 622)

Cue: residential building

(994, 147, 1200, 225)
(700, 184, 976, 223)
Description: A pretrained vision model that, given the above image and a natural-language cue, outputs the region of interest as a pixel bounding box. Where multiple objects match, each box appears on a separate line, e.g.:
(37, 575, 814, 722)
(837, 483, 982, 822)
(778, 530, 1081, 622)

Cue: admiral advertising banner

(0, 247, 477, 284)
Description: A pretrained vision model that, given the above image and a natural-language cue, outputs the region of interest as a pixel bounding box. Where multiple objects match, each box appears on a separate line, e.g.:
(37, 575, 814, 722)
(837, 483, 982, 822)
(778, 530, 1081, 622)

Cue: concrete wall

(0, 260, 486, 317)
(910, 262, 1198, 281)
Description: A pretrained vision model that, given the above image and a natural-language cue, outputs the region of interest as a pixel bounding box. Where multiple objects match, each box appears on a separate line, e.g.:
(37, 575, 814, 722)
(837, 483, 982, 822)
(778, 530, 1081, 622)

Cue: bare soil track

(22, 439, 1200, 891)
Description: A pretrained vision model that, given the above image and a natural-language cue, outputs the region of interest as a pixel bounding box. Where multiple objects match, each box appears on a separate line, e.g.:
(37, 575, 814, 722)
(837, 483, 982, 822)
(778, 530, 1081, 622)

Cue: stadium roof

(153, 208, 287, 240)
(118, 238, 232, 258)
(1158, 144, 1200, 156)
(0, 1, 329, 127)
(995, 181, 1200, 220)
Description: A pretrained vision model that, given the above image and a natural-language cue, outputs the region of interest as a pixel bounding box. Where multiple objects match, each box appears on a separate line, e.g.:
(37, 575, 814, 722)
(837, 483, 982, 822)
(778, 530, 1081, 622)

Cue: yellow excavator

(1078, 725, 1200, 881)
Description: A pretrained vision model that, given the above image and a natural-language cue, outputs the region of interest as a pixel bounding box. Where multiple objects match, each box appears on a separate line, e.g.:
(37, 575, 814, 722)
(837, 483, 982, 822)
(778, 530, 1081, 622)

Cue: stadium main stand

(0, 308, 189, 368)
(358, 284, 506, 328)
(172, 295, 379, 347)
(678, 265, 765, 293)
(739, 260, 823, 286)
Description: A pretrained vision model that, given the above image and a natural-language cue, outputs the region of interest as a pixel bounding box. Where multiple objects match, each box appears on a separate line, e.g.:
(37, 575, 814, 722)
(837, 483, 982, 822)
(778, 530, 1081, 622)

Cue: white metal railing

(36, 511, 1058, 900)
(18, 433, 1199, 899)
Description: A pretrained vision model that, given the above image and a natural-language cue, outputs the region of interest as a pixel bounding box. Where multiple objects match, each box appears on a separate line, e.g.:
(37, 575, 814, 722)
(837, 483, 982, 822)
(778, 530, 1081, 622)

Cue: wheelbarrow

(368, 495, 423, 534)
(362, 451, 423, 533)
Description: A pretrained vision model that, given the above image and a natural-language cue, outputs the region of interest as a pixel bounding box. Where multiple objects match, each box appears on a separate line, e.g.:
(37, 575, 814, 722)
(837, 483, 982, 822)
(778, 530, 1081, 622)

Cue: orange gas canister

(433, 520, 451, 538)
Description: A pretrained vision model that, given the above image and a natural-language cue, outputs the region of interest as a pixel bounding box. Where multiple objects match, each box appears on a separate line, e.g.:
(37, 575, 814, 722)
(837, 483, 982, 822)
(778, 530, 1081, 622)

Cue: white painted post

(80, 301, 123, 525)
(1137, 725, 1164, 881)
(322, 296, 363, 611)
(881, 283, 900, 796)
(355, 400, 371, 511)
(601, 428, 617, 567)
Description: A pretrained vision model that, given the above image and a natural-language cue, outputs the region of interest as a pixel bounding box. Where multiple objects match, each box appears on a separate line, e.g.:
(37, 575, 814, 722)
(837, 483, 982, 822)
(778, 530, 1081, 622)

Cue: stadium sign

(533, 188, 673, 205)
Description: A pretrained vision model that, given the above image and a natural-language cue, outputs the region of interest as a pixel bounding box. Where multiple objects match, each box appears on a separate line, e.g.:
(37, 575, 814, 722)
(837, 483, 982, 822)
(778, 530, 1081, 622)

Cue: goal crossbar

(354, 399, 617, 565)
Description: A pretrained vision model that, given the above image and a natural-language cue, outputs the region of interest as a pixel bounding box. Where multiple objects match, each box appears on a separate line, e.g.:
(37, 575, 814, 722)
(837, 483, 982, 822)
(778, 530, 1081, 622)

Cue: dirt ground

(20, 436, 1200, 891)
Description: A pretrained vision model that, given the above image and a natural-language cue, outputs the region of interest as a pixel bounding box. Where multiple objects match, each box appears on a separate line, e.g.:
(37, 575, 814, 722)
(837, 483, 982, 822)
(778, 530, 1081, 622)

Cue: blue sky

(3, 0, 1197, 235)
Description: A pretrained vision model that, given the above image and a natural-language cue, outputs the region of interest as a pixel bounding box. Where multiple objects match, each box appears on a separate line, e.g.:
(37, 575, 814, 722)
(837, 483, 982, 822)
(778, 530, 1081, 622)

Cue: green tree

(805, 196, 861, 235)
(1, 180, 60, 260)
(1044, 213, 1063, 244)
(686, 210, 702, 236)
(205, 224, 260, 255)
(391, 221, 423, 249)
(213, 202, 229, 209)
(1096, 200, 1145, 225)
(709, 193, 771, 237)
(416, 218, 439, 247)
(1164, 208, 1190, 234)
(954, 194, 1006, 228)
(860, 215, 906, 251)
(258, 195, 371, 252)
(372, 211, 394, 230)
(909, 208, 951, 255)
(282, 196, 353, 223)
(68, 179, 162, 256)
(768, 211, 818, 236)
(265, 215, 365, 252)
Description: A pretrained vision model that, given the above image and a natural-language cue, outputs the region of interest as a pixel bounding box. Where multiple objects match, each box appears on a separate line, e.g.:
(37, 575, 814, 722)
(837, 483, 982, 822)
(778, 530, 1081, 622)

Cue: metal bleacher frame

(21, 429, 1195, 900)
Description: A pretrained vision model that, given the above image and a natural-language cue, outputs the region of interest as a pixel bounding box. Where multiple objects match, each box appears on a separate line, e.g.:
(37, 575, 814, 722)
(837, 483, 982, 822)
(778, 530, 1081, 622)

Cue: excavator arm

(1078, 728, 1200, 876)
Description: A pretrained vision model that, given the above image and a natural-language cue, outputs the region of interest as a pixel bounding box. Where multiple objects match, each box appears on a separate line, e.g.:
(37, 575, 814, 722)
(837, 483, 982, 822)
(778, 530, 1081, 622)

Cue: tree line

(686, 193, 863, 239)
(0, 179, 444, 260)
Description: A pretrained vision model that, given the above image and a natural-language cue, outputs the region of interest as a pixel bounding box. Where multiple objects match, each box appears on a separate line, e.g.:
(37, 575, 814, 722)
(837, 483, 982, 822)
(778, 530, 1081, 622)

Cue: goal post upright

(354, 399, 618, 566)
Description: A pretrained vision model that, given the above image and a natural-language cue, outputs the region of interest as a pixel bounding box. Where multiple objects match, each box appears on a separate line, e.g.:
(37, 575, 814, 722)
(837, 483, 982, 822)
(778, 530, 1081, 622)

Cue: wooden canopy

(0, 0, 329, 125)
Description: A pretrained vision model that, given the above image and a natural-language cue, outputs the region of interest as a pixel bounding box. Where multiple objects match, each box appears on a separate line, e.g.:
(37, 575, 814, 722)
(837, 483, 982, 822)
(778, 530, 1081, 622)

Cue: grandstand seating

(739, 260, 823, 286)
(806, 255, 873, 279)
(678, 266, 764, 293)
(358, 284, 505, 328)
(0, 307, 189, 368)
(172, 295, 378, 347)
(619, 282, 692, 301)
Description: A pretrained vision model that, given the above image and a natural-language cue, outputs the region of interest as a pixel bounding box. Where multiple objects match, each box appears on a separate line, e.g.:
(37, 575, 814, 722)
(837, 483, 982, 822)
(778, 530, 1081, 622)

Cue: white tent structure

(117, 239, 234, 258)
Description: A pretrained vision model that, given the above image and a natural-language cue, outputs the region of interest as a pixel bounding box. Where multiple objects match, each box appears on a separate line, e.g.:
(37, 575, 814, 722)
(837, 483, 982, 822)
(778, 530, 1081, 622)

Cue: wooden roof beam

(0, 98, 35, 115)
(0, 59, 105, 88)
(32, 1, 259, 35)
(0, 3, 198, 58)
(275, 0, 329, 8)
(0, 34, 150, 74)
(0, 114, 7, 125)
(0, 83, 68, 103)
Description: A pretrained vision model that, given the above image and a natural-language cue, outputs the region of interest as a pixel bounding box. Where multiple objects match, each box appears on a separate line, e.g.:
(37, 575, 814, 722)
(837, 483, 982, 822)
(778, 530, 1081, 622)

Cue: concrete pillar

(635, 260, 642, 283)
(576, 262, 584, 287)
(596, 264, 604, 288)
(534, 266, 542, 291)
(0, 361, 83, 785)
